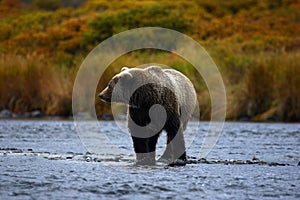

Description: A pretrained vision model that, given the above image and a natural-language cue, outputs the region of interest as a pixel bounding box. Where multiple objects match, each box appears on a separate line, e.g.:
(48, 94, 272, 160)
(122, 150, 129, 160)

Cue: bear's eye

(108, 81, 114, 89)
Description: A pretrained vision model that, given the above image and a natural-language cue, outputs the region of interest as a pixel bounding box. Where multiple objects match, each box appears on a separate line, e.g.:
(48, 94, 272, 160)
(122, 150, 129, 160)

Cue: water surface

(0, 120, 299, 199)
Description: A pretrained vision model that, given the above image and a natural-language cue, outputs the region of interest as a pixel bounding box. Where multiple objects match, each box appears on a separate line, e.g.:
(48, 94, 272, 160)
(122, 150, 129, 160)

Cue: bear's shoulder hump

(146, 66, 163, 73)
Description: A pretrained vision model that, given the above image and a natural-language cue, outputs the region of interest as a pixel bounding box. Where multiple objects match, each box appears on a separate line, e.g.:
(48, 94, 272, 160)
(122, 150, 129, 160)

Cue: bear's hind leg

(158, 120, 187, 163)
(158, 135, 173, 162)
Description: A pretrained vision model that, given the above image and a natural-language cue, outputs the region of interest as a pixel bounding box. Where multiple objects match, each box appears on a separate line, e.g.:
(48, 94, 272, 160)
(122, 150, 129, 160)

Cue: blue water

(0, 120, 299, 199)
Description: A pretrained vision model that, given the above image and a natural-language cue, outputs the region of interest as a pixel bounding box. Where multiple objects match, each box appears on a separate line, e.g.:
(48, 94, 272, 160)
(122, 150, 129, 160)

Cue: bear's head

(99, 66, 165, 106)
(98, 67, 135, 104)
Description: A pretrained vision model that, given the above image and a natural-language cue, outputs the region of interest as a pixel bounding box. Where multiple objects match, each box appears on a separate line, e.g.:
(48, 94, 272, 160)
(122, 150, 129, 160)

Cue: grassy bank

(0, 53, 75, 116)
(0, 0, 299, 121)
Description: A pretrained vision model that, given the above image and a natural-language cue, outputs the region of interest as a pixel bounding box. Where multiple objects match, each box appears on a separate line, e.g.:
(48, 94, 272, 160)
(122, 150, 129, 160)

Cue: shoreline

(1, 109, 299, 123)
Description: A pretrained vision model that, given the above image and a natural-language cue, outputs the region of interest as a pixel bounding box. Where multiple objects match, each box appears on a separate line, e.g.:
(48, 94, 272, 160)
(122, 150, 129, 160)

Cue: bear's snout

(98, 88, 111, 103)
(98, 93, 104, 99)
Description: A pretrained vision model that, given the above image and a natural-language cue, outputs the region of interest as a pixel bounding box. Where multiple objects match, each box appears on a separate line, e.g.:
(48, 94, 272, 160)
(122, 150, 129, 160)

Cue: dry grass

(0, 53, 74, 116)
(275, 52, 300, 121)
(1, 49, 299, 121)
(225, 50, 300, 121)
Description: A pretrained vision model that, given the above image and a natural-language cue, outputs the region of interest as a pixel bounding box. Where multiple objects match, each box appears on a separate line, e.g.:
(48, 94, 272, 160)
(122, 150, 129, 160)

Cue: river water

(0, 120, 299, 199)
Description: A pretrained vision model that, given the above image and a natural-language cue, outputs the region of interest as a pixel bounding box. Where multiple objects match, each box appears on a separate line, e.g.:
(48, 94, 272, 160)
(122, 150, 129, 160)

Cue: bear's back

(145, 66, 196, 106)
(163, 68, 196, 101)
(163, 68, 197, 127)
(127, 66, 196, 129)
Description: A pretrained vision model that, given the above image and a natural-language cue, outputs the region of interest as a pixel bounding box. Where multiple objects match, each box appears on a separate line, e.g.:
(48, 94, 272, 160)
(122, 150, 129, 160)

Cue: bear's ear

(121, 67, 129, 72)
(122, 71, 133, 80)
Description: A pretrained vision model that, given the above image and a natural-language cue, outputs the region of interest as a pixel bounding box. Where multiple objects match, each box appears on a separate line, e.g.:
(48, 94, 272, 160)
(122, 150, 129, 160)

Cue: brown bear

(99, 66, 196, 165)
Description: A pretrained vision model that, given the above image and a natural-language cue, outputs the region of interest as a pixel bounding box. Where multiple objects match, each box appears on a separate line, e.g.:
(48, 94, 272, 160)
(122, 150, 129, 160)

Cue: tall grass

(224, 51, 300, 121)
(275, 52, 300, 121)
(0, 53, 74, 116)
(0, 50, 299, 121)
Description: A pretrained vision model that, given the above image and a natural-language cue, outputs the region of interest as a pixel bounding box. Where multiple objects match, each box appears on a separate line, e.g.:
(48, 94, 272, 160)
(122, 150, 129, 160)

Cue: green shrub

(32, 0, 63, 11)
(83, 6, 189, 47)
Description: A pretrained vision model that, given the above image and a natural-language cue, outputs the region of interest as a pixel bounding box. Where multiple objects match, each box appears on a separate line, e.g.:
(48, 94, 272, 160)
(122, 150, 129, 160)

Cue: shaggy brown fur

(99, 66, 196, 165)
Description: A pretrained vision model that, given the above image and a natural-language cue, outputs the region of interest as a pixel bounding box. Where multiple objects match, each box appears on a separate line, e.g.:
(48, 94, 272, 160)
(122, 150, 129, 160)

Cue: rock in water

(31, 110, 46, 118)
(0, 109, 12, 118)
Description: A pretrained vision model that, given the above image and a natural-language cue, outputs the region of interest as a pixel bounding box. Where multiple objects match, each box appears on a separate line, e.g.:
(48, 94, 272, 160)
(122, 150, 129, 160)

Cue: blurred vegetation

(0, 0, 299, 121)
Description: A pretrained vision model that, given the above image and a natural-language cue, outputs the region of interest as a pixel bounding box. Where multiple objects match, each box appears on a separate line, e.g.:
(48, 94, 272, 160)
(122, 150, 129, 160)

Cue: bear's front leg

(128, 107, 162, 165)
(131, 136, 159, 165)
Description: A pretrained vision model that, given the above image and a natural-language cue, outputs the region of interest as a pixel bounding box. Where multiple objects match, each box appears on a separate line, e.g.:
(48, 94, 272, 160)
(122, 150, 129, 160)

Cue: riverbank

(0, 1, 299, 122)
(0, 108, 297, 123)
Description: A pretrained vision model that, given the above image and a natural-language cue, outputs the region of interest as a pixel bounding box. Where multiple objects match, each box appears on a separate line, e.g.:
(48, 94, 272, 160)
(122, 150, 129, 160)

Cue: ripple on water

(0, 120, 300, 199)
